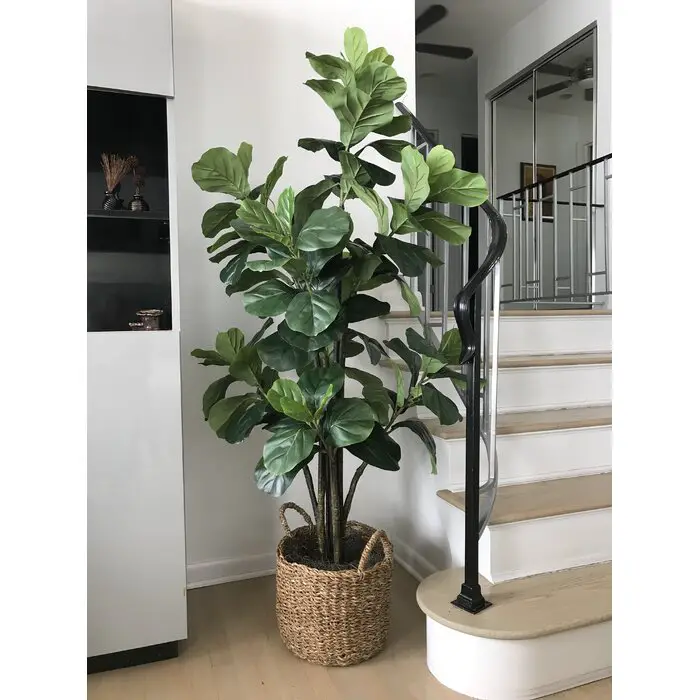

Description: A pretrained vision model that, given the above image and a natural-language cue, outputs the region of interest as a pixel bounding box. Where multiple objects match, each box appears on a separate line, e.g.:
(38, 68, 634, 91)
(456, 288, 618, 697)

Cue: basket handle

(279, 502, 314, 536)
(358, 529, 393, 574)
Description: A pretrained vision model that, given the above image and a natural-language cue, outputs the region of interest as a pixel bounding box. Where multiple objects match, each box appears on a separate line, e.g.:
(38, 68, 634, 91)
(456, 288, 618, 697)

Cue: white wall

(171, 0, 416, 585)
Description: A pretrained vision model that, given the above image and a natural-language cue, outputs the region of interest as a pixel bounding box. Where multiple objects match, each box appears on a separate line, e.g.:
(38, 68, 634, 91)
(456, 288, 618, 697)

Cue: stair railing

(396, 103, 508, 613)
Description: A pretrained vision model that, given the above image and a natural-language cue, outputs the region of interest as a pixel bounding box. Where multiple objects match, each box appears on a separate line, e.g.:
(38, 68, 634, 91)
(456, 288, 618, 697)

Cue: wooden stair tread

(380, 353, 610, 371)
(386, 308, 611, 319)
(416, 562, 611, 640)
(437, 472, 611, 525)
(425, 405, 612, 439)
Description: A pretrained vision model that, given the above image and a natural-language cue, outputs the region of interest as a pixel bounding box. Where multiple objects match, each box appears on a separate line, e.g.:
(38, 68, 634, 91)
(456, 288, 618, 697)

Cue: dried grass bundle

(100, 153, 138, 192)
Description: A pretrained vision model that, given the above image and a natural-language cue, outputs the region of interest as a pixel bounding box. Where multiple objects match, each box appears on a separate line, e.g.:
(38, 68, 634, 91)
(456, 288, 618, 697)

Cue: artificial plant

(191, 28, 488, 565)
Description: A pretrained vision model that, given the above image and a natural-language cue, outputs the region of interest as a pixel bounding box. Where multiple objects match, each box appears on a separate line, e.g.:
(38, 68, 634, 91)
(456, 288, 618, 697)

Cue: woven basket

(275, 502, 394, 667)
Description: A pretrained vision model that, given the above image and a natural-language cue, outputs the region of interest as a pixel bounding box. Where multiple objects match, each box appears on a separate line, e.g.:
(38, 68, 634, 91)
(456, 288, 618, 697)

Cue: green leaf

(414, 209, 472, 244)
(351, 182, 389, 234)
(297, 206, 352, 251)
(266, 378, 305, 412)
(277, 186, 295, 235)
(305, 52, 351, 82)
(237, 199, 288, 244)
(314, 384, 335, 420)
(243, 279, 296, 317)
(345, 366, 383, 388)
(245, 255, 288, 272)
(343, 294, 390, 323)
(225, 269, 278, 295)
(254, 458, 305, 497)
(298, 137, 344, 161)
(362, 139, 413, 163)
(439, 329, 462, 365)
(286, 291, 340, 336)
(298, 364, 344, 409)
(347, 424, 400, 471)
(250, 318, 274, 345)
(401, 146, 431, 213)
(351, 330, 388, 364)
(192, 147, 250, 198)
(215, 328, 245, 363)
(388, 198, 422, 235)
(237, 141, 253, 177)
(421, 355, 446, 374)
(406, 327, 442, 360)
(260, 156, 288, 205)
(344, 27, 368, 70)
(385, 337, 421, 386)
(426, 145, 455, 180)
(202, 375, 235, 420)
(362, 383, 391, 426)
(398, 277, 421, 317)
(376, 235, 442, 277)
(305, 78, 346, 110)
(374, 114, 411, 137)
(293, 179, 337, 235)
(263, 419, 316, 475)
(431, 366, 467, 391)
(343, 337, 365, 358)
(356, 62, 406, 102)
(207, 231, 240, 254)
(324, 398, 375, 448)
(278, 320, 338, 352)
(256, 332, 309, 372)
(428, 169, 489, 208)
(392, 360, 405, 408)
(358, 159, 396, 187)
(191, 348, 228, 366)
(202, 202, 240, 238)
(228, 345, 262, 386)
(219, 243, 254, 286)
(422, 383, 462, 426)
(259, 365, 280, 392)
(338, 87, 395, 148)
(364, 47, 394, 66)
(222, 397, 267, 444)
(391, 419, 437, 474)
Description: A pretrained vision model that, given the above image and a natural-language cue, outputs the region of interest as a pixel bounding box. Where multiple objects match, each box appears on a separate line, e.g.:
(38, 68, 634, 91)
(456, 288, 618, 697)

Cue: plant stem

(343, 461, 367, 525)
(329, 448, 343, 564)
(303, 465, 317, 517)
(316, 458, 328, 559)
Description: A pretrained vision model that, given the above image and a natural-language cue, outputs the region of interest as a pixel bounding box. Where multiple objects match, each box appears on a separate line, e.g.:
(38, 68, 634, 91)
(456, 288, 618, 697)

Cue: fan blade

(416, 4, 448, 35)
(416, 43, 474, 60)
(538, 63, 572, 77)
(527, 80, 573, 101)
(585, 88, 594, 102)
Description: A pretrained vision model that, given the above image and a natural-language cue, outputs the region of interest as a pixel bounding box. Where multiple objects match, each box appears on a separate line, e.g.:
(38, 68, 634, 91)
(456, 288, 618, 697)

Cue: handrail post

(452, 219, 491, 615)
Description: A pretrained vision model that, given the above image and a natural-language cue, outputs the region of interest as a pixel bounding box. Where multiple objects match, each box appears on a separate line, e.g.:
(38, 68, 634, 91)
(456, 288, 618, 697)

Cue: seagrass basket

(275, 502, 394, 667)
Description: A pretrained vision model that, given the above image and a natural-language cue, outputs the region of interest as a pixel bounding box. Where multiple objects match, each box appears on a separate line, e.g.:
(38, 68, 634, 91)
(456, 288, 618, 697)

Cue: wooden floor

(87, 567, 612, 699)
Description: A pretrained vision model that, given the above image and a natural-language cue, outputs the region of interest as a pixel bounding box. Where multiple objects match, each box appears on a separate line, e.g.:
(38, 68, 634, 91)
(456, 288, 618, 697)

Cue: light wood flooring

(87, 566, 611, 699)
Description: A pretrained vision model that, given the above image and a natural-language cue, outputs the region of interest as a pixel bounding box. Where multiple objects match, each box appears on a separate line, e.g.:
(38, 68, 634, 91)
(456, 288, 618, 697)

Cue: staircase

(385, 106, 612, 699)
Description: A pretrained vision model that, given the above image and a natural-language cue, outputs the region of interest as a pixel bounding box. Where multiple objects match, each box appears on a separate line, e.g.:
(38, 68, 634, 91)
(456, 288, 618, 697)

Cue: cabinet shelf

(88, 209, 169, 222)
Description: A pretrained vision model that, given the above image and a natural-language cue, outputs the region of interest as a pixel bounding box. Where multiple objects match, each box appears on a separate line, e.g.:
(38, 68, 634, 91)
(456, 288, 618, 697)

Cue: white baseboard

(186, 553, 276, 589)
(392, 537, 440, 582)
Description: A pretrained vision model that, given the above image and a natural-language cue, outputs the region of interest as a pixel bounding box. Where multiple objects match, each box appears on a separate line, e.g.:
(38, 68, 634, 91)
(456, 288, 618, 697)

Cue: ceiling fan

(528, 58, 595, 101)
(416, 4, 474, 60)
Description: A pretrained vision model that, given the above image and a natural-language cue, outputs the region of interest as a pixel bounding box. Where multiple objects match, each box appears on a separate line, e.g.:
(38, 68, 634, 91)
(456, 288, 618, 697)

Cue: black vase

(128, 187, 150, 212)
(102, 184, 123, 210)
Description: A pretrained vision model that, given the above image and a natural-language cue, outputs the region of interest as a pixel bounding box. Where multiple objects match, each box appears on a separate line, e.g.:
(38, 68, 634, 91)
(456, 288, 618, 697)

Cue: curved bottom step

(417, 566, 611, 699)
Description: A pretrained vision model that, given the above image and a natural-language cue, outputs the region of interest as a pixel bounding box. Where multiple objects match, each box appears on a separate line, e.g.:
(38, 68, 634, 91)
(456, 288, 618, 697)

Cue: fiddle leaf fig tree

(191, 27, 488, 565)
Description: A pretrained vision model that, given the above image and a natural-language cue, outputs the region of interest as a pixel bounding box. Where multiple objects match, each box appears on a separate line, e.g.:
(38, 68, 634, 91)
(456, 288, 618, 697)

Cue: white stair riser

(440, 500, 612, 583)
(384, 314, 611, 357)
(438, 426, 612, 490)
(426, 616, 611, 700)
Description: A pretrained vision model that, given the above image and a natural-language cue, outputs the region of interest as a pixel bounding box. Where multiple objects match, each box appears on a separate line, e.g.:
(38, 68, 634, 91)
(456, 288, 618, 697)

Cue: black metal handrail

(396, 103, 509, 613)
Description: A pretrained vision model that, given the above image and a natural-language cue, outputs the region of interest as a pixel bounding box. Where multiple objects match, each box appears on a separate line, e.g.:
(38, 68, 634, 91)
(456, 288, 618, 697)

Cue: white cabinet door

(87, 330, 187, 657)
(88, 0, 174, 96)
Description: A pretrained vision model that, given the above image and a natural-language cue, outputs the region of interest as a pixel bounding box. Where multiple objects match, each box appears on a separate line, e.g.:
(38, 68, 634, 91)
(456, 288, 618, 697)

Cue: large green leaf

(343, 294, 390, 323)
(228, 345, 262, 386)
(374, 114, 411, 137)
(296, 206, 351, 251)
(397, 277, 421, 317)
(392, 360, 406, 408)
(347, 424, 400, 471)
(237, 199, 288, 244)
(298, 364, 345, 409)
(350, 329, 388, 364)
(426, 145, 456, 181)
(225, 269, 278, 295)
(344, 27, 368, 70)
(277, 186, 295, 236)
(422, 383, 462, 426)
(401, 146, 431, 213)
(191, 348, 228, 366)
(267, 378, 313, 424)
(237, 142, 253, 177)
(208, 393, 263, 442)
(215, 328, 245, 363)
(324, 398, 375, 448)
(345, 366, 383, 388)
(391, 419, 437, 474)
(361, 139, 413, 163)
(338, 89, 395, 148)
(385, 337, 421, 386)
(254, 457, 308, 497)
(286, 291, 340, 336)
(207, 231, 241, 254)
(358, 159, 396, 187)
(362, 383, 392, 426)
(246, 254, 289, 272)
(305, 79, 347, 110)
(202, 375, 235, 420)
(256, 332, 309, 372)
(219, 243, 254, 286)
(293, 179, 337, 235)
(356, 62, 406, 102)
(351, 182, 389, 235)
(278, 320, 338, 352)
(414, 209, 472, 245)
(428, 169, 489, 208)
(263, 419, 316, 475)
(298, 137, 344, 161)
(250, 318, 274, 345)
(305, 52, 351, 83)
(439, 328, 462, 365)
(192, 147, 250, 198)
(405, 327, 443, 360)
(376, 236, 442, 277)
(201, 202, 240, 238)
(260, 156, 287, 205)
(364, 47, 394, 67)
(243, 279, 296, 317)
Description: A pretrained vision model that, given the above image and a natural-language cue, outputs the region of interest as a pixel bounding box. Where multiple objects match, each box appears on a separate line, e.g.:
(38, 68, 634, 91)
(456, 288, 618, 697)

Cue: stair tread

(386, 308, 612, 319)
(426, 405, 612, 439)
(380, 353, 610, 371)
(437, 473, 612, 525)
(416, 562, 611, 640)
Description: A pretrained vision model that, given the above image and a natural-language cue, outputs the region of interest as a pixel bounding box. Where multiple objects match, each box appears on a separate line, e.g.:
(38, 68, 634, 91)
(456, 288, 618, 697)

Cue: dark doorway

(461, 135, 479, 241)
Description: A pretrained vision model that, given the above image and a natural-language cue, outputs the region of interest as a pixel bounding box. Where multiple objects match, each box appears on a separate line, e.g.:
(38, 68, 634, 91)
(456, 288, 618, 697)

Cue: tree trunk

(329, 448, 344, 564)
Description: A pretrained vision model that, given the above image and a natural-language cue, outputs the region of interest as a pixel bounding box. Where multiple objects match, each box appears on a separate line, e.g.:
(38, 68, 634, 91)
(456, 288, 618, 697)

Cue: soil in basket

(281, 528, 383, 572)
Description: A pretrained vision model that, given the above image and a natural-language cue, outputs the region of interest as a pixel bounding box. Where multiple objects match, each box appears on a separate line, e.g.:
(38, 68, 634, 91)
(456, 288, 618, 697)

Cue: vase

(128, 187, 150, 212)
(102, 184, 123, 211)
(275, 502, 393, 667)
(136, 309, 163, 331)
